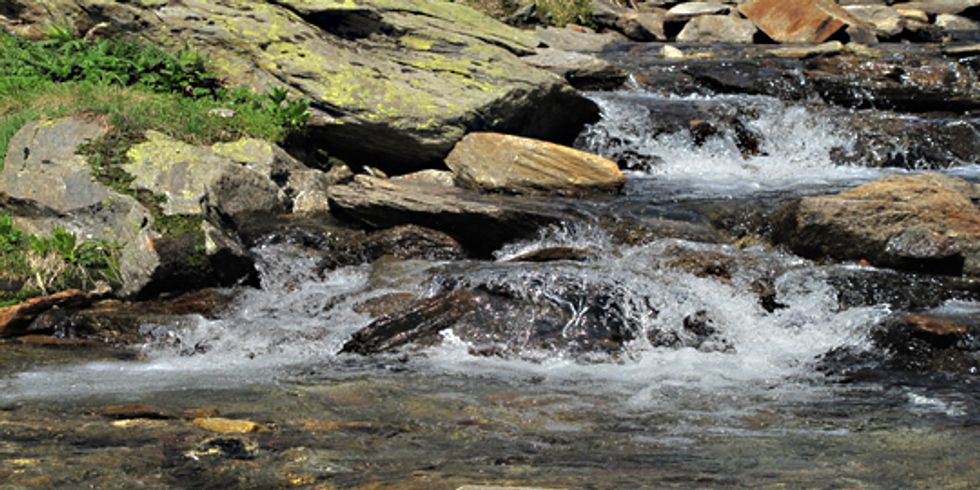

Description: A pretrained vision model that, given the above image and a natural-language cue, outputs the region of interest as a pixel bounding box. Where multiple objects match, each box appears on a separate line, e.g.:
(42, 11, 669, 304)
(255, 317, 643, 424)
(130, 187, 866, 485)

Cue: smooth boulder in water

(445, 132, 626, 197)
(776, 173, 980, 276)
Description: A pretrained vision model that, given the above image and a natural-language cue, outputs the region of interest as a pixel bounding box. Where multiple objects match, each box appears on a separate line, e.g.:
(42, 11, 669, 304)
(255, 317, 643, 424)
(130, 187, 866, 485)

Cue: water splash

(577, 91, 896, 195)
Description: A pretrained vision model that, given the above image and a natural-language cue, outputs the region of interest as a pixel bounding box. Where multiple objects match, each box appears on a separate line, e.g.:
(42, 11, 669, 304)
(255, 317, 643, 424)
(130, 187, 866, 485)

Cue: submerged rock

(316, 224, 466, 272)
(869, 312, 980, 374)
(776, 174, 980, 276)
(445, 133, 625, 197)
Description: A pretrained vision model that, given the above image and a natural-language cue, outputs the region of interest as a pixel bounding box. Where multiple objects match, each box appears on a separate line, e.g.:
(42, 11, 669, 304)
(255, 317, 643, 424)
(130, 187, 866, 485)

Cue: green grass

(0, 32, 311, 167)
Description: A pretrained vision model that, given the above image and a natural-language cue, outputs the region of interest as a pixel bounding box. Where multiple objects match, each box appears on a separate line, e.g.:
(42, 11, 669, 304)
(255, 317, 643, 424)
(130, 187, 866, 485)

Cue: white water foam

(0, 235, 889, 407)
(577, 92, 899, 196)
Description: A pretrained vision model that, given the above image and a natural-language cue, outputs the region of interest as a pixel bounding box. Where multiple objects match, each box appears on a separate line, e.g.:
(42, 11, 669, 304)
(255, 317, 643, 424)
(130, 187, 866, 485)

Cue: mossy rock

(6, 0, 598, 172)
(0, 118, 257, 298)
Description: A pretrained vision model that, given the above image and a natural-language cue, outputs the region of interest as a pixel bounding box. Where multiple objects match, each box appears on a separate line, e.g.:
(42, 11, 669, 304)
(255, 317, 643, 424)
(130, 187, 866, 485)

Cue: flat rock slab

(328, 176, 588, 256)
(445, 133, 625, 197)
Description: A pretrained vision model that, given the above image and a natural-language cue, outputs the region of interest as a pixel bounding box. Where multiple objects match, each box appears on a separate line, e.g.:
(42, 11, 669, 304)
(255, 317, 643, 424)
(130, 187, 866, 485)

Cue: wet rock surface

(776, 174, 980, 276)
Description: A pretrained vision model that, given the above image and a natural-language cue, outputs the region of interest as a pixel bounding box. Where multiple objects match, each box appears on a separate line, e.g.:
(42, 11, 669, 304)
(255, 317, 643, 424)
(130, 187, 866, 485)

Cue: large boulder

(445, 132, 625, 197)
(0, 118, 257, 297)
(7, 0, 598, 172)
(776, 174, 980, 276)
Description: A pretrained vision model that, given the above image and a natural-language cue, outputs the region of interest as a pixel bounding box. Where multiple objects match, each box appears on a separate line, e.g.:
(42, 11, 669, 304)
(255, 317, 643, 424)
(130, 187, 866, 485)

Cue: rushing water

(2, 88, 979, 488)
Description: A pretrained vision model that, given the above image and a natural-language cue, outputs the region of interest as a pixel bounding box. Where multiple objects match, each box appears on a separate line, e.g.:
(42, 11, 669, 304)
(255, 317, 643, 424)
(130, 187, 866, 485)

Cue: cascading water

(2, 90, 976, 407)
(3, 86, 979, 489)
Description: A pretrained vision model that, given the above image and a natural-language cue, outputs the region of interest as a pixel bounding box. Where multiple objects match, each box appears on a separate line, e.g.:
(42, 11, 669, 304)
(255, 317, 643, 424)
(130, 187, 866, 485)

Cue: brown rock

(445, 133, 625, 197)
(352, 293, 417, 318)
(507, 247, 594, 263)
(739, 0, 864, 43)
(903, 315, 969, 337)
(776, 174, 980, 276)
(0, 289, 106, 337)
(97, 404, 173, 420)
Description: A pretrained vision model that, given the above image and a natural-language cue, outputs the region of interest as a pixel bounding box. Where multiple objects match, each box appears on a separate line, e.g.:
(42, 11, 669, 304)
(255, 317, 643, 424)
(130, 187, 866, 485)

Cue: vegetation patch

(0, 212, 120, 307)
(0, 30, 311, 166)
(0, 28, 313, 304)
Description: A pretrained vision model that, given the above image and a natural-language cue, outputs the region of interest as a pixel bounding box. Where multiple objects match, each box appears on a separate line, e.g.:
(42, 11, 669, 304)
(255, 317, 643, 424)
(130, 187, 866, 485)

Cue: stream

(2, 57, 980, 488)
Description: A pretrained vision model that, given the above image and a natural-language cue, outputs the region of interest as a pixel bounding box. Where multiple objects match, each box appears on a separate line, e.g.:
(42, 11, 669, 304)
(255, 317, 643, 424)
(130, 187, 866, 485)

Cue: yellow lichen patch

(212, 138, 274, 166)
(399, 35, 435, 51)
(192, 417, 262, 433)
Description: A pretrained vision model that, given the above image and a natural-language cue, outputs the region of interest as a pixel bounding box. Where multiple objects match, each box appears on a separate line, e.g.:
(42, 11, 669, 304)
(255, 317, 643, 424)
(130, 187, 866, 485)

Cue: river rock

(327, 175, 585, 256)
(7, 0, 598, 172)
(592, 2, 667, 42)
(870, 311, 980, 374)
(825, 267, 980, 310)
(391, 170, 456, 187)
(739, 0, 862, 43)
(676, 15, 758, 43)
(534, 26, 620, 52)
(0, 288, 105, 337)
(341, 289, 479, 355)
(936, 13, 980, 31)
(899, 1, 980, 15)
(27, 289, 236, 344)
(776, 174, 980, 276)
(445, 133, 625, 197)
(842, 5, 904, 38)
(316, 224, 466, 272)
